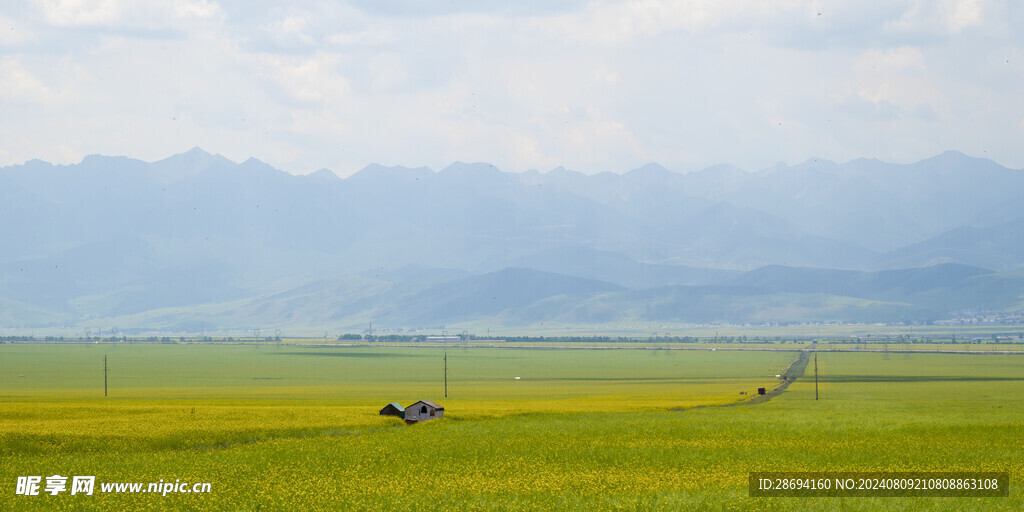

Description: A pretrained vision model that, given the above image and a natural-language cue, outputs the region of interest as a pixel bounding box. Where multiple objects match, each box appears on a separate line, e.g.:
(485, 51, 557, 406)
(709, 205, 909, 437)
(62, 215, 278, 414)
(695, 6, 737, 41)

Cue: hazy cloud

(0, 57, 63, 103)
(0, 0, 1021, 174)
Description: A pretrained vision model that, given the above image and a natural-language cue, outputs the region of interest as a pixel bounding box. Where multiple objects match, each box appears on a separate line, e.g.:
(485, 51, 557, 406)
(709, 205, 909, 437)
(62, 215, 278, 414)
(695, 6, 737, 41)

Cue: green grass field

(1, 343, 1021, 510)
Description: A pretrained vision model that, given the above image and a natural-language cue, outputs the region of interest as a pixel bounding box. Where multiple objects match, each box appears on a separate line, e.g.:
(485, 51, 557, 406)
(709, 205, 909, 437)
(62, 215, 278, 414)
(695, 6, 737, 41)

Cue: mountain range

(2, 148, 1022, 332)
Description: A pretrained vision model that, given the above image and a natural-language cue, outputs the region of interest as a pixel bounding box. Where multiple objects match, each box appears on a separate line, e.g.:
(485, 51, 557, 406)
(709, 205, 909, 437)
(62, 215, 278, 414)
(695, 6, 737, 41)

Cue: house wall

(404, 403, 443, 422)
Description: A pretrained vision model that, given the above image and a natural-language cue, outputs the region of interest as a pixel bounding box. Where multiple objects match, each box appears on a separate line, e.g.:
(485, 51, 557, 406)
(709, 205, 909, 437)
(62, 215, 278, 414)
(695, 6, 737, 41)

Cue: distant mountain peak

(155, 147, 235, 166)
(687, 163, 751, 184)
(240, 156, 270, 167)
(24, 158, 53, 168)
(627, 162, 673, 175)
(935, 149, 970, 159)
(543, 165, 585, 177)
(921, 149, 994, 167)
(307, 168, 340, 181)
(80, 153, 131, 165)
(237, 157, 282, 177)
(347, 163, 435, 181)
(441, 161, 502, 176)
(795, 157, 837, 168)
(148, 147, 236, 182)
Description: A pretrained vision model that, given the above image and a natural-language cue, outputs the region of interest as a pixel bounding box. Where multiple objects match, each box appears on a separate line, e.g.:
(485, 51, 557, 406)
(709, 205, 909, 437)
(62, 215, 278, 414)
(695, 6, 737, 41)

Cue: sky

(1, 0, 1022, 176)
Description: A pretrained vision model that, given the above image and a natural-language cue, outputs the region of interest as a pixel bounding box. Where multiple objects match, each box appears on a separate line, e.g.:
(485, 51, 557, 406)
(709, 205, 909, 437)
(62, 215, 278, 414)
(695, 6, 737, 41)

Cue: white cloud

(848, 46, 941, 119)
(367, 53, 408, 92)
(33, 0, 225, 30)
(946, 0, 984, 31)
(35, 0, 124, 26)
(534, 0, 859, 46)
(0, 15, 35, 46)
(287, 109, 348, 136)
(174, 0, 222, 20)
(0, 57, 63, 103)
(1, 0, 1022, 173)
(260, 15, 315, 47)
(885, 0, 987, 36)
(328, 28, 394, 46)
(856, 47, 926, 73)
(564, 119, 648, 165)
(258, 53, 352, 104)
(538, 0, 723, 45)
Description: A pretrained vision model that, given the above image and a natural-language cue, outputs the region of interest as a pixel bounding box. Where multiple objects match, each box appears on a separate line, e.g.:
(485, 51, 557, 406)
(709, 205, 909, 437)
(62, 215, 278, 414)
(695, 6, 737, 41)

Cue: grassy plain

(818, 342, 1024, 352)
(0, 343, 1022, 510)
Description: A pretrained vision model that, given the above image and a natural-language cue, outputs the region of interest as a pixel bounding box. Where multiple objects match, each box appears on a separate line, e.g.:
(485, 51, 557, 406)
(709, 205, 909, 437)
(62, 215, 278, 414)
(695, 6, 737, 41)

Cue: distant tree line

(3, 333, 1020, 344)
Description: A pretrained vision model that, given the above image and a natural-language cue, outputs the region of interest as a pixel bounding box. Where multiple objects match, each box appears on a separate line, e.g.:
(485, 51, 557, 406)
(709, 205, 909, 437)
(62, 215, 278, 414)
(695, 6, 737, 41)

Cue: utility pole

(104, 355, 108, 397)
(814, 353, 818, 401)
(444, 348, 448, 398)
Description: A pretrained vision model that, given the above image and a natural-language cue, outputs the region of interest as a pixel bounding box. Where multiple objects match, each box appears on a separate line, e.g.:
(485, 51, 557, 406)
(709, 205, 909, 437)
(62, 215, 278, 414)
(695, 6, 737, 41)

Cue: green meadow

(1, 343, 1021, 510)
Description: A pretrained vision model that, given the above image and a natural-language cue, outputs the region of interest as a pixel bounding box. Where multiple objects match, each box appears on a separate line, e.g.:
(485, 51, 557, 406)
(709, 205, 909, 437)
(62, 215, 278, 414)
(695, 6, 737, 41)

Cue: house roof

(409, 400, 444, 410)
(380, 402, 404, 411)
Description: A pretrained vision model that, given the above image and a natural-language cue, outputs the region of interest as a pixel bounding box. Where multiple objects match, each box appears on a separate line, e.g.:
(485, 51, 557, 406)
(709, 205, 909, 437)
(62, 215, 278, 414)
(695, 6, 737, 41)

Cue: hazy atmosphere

(2, 148, 1023, 331)
(2, 0, 1023, 174)
(3, 1, 1024, 333)
(4, 4, 1024, 511)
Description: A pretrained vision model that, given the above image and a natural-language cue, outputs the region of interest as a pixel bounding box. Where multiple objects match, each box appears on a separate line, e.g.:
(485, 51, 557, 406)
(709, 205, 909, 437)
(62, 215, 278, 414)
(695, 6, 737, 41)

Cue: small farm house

(378, 400, 445, 424)
(379, 402, 405, 418)
(404, 400, 444, 423)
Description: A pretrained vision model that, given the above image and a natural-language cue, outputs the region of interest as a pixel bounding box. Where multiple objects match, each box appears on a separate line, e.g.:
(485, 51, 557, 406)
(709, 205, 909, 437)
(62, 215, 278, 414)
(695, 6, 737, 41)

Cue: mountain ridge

(2, 148, 1022, 330)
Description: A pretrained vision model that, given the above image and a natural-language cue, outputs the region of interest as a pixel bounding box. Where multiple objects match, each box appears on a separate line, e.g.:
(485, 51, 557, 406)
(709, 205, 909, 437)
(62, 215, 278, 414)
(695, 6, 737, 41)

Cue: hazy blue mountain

(95, 274, 398, 333)
(378, 267, 624, 326)
(509, 246, 738, 288)
(728, 263, 992, 298)
(358, 265, 473, 286)
(877, 220, 1024, 270)
(911, 269, 1024, 314)
(0, 296, 64, 328)
(516, 151, 1024, 257)
(574, 286, 925, 325)
(0, 235, 243, 316)
(742, 151, 1024, 252)
(91, 264, 1023, 329)
(2, 148, 1022, 330)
